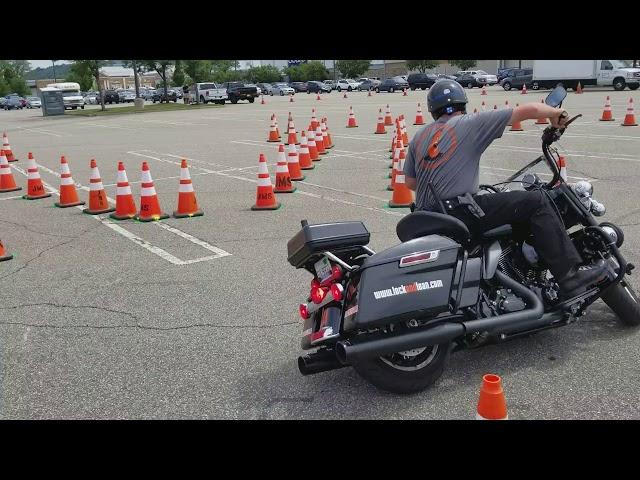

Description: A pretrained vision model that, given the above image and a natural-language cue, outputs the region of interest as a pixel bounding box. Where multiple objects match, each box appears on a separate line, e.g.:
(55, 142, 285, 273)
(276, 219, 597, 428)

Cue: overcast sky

(29, 60, 71, 68)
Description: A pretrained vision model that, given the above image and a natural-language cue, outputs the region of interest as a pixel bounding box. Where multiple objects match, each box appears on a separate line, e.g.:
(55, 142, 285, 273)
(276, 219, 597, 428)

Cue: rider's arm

(406, 177, 417, 191)
(511, 103, 567, 128)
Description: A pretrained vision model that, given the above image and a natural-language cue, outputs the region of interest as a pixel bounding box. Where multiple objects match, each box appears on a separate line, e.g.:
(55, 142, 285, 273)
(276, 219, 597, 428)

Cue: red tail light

(299, 303, 310, 320)
(311, 286, 328, 304)
(310, 278, 320, 290)
(330, 283, 344, 302)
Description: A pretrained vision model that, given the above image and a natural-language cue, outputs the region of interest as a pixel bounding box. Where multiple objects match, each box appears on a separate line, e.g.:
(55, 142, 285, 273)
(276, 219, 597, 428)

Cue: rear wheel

(467, 82, 474, 88)
(375, 87, 380, 93)
(352, 342, 451, 394)
(502, 81, 512, 91)
(629, 84, 639, 91)
(389, 87, 394, 93)
(602, 278, 640, 326)
(248, 97, 255, 103)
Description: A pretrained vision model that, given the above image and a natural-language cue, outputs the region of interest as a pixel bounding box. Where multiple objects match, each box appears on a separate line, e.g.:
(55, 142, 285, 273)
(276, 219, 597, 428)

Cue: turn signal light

(299, 303, 310, 320)
(330, 283, 344, 302)
(311, 286, 327, 304)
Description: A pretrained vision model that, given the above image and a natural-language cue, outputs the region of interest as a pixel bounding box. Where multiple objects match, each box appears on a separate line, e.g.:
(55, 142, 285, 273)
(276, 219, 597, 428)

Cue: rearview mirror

(545, 85, 567, 108)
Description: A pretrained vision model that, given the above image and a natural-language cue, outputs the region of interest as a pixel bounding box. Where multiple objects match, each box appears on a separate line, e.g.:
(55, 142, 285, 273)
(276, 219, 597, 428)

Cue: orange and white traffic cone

(320, 121, 330, 150)
(55, 156, 85, 208)
(536, 99, 549, 124)
(521, 83, 528, 95)
(481, 85, 487, 96)
(0, 150, 21, 193)
(323, 117, 334, 148)
(504, 100, 510, 110)
(476, 374, 508, 420)
(135, 162, 168, 221)
(3, 132, 18, 163)
(389, 132, 396, 156)
(599, 96, 615, 121)
(367, 89, 372, 97)
(307, 129, 320, 161)
(481, 101, 486, 112)
(287, 117, 300, 145)
(346, 106, 358, 128)
(316, 93, 321, 101)
(375, 108, 387, 134)
(273, 146, 296, 193)
(261, 95, 266, 105)
(576, 82, 583, 94)
(0, 238, 13, 262)
(343, 91, 348, 99)
(287, 143, 305, 181)
(621, 97, 638, 126)
(83, 159, 115, 214)
(267, 115, 280, 142)
(274, 114, 281, 139)
(493, 104, 498, 110)
(401, 115, 409, 146)
(388, 151, 413, 208)
(110, 161, 137, 220)
(557, 155, 568, 182)
(290, 93, 294, 102)
(384, 104, 393, 126)
(315, 125, 327, 155)
(403, 88, 408, 96)
(298, 131, 314, 170)
(509, 104, 524, 131)
(23, 152, 51, 200)
(173, 159, 203, 218)
(311, 109, 319, 130)
(252, 153, 280, 210)
(473, 108, 478, 114)
(414, 103, 425, 125)
(388, 141, 401, 190)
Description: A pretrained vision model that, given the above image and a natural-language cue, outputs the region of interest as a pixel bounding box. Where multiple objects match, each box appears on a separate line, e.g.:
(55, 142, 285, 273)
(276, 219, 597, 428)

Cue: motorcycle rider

(403, 79, 608, 297)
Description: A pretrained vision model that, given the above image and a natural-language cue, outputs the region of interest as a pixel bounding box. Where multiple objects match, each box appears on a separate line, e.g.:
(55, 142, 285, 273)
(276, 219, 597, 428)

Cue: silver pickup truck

(189, 82, 228, 105)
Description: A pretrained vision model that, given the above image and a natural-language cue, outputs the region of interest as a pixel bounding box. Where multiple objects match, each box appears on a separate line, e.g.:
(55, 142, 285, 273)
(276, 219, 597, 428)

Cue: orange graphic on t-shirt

(419, 124, 458, 170)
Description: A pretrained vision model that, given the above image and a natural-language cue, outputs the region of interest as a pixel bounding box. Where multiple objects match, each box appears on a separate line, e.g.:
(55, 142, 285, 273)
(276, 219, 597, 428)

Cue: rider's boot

(557, 259, 609, 298)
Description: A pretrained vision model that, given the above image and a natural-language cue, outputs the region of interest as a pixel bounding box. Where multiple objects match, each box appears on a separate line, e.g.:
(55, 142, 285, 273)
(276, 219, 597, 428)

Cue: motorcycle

(286, 85, 640, 394)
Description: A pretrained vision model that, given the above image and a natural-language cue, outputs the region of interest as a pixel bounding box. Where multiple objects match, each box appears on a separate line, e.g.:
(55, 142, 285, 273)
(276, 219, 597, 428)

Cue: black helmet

(427, 80, 468, 119)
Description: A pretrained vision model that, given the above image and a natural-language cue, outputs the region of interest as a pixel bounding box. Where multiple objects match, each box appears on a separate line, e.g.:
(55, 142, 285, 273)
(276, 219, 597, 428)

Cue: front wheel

(375, 87, 380, 93)
(248, 97, 255, 103)
(613, 78, 626, 91)
(602, 279, 640, 326)
(389, 87, 394, 93)
(351, 342, 451, 394)
(502, 82, 512, 91)
(337, 87, 342, 92)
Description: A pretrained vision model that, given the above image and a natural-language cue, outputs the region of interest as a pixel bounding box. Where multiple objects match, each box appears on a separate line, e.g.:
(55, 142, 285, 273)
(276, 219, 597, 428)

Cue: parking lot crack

(0, 218, 78, 239)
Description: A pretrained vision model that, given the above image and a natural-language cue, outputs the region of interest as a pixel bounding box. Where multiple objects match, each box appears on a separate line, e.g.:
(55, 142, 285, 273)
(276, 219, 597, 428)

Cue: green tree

(121, 60, 145, 98)
(142, 60, 174, 102)
(184, 60, 213, 83)
(300, 61, 329, 81)
(245, 65, 281, 83)
(449, 60, 477, 71)
(282, 65, 303, 82)
(66, 62, 95, 91)
(406, 60, 440, 73)
(172, 60, 185, 87)
(0, 76, 9, 97)
(335, 60, 371, 79)
(71, 60, 108, 110)
(0, 61, 31, 96)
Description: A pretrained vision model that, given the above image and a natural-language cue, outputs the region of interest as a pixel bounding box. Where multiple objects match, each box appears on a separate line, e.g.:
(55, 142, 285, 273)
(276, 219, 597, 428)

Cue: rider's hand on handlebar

(550, 109, 569, 129)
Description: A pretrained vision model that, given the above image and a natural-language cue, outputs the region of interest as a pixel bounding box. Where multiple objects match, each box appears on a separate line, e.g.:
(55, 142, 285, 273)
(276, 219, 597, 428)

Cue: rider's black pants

(449, 190, 583, 280)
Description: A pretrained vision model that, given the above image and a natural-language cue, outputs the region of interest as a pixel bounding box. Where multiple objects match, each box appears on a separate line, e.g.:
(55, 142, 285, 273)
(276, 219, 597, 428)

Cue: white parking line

(14, 126, 66, 137)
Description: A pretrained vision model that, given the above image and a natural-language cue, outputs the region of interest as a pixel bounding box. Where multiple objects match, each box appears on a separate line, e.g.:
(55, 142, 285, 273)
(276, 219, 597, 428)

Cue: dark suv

(499, 68, 533, 91)
(101, 89, 120, 104)
(407, 73, 437, 90)
(152, 89, 178, 103)
(376, 76, 410, 93)
(289, 82, 308, 93)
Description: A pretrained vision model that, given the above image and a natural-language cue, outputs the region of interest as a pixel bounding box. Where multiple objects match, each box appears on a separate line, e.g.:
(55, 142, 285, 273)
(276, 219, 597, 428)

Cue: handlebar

(540, 114, 582, 189)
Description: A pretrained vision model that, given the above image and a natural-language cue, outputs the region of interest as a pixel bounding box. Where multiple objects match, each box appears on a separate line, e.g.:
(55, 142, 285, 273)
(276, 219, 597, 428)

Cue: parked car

(152, 89, 178, 103)
(323, 80, 336, 90)
(188, 82, 228, 105)
(289, 82, 308, 93)
(118, 90, 136, 103)
(170, 88, 183, 99)
(455, 70, 498, 86)
(335, 79, 360, 92)
(102, 89, 120, 104)
(437, 74, 458, 81)
(256, 83, 275, 95)
(306, 81, 331, 94)
(500, 68, 533, 91)
(375, 76, 410, 93)
(26, 96, 42, 108)
(271, 82, 295, 96)
(456, 73, 484, 88)
(357, 79, 381, 91)
(407, 73, 438, 90)
(223, 82, 258, 103)
(497, 67, 518, 83)
(83, 92, 98, 104)
(3, 95, 24, 110)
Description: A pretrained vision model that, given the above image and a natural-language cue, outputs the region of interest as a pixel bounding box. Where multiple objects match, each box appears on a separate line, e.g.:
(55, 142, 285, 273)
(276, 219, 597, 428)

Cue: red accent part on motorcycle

(330, 283, 344, 302)
(299, 303, 310, 320)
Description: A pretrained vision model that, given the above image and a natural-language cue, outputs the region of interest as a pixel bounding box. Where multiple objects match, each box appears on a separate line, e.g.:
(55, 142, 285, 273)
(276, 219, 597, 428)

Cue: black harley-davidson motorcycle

(287, 85, 640, 394)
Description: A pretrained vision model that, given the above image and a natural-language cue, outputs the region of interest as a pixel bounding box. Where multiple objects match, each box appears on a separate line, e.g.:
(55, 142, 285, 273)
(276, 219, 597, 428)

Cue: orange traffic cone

(509, 104, 524, 131)
(576, 82, 583, 94)
(315, 125, 327, 155)
(261, 95, 265, 105)
(273, 146, 296, 193)
(476, 374, 508, 420)
(557, 155, 568, 182)
(82, 159, 115, 214)
(173, 159, 203, 218)
(346, 106, 358, 128)
(367, 89, 372, 97)
(414, 103, 425, 125)
(0, 150, 21, 193)
(289, 93, 294, 102)
(3, 132, 18, 162)
(267, 115, 280, 142)
(481, 101, 486, 112)
(287, 143, 305, 181)
(110, 161, 137, 220)
(307, 128, 320, 161)
(621, 97, 638, 126)
(389, 132, 395, 155)
(536, 99, 549, 124)
(493, 104, 498, 110)
(55, 156, 85, 208)
(402, 88, 407, 96)
(481, 85, 487, 96)
(599, 96, 615, 122)
(316, 93, 321, 101)
(384, 104, 393, 126)
(0, 238, 13, 262)
(504, 100, 510, 110)
(388, 142, 401, 190)
(521, 83, 527, 94)
(298, 131, 314, 170)
(388, 151, 413, 208)
(23, 152, 51, 200)
(287, 116, 300, 145)
(375, 108, 387, 134)
(252, 153, 280, 210)
(320, 121, 330, 150)
(274, 114, 281, 139)
(401, 116, 409, 146)
(343, 91, 348, 99)
(311, 109, 319, 130)
(323, 117, 334, 148)
(135, 162, 168, 221)
(473, 108, 478, 114)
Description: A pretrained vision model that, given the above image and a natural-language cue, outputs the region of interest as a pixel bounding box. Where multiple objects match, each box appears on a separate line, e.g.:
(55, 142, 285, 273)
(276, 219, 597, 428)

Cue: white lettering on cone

(373, 280, 444, 300)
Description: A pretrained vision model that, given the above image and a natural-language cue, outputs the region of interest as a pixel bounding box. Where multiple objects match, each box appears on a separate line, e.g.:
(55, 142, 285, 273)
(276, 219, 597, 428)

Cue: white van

(532, 60, 640, 91)
(46, 82, 85, 109)
(189, 82, 228, 105)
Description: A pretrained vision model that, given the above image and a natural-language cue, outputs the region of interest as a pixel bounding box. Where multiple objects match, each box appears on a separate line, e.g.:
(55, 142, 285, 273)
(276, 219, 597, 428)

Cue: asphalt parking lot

(1, 86, 640, 419)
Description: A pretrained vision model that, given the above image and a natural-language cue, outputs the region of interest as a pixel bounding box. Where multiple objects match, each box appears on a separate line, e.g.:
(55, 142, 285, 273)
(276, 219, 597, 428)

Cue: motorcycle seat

(396, 211, 470, 244)
(481, 224, 512, 239)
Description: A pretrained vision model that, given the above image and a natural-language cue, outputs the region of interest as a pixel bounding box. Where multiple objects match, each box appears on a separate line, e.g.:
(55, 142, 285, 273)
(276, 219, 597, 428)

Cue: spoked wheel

(352, 341, 451, 394)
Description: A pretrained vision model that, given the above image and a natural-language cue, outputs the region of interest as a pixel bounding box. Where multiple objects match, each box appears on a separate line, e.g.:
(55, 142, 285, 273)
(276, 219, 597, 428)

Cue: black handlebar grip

(301, 219, 309, 227)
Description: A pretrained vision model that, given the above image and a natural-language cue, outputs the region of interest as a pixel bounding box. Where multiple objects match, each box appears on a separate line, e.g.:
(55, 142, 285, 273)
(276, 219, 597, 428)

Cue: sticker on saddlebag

(373, 280, 444, 300)
(344, 305, 358, 317)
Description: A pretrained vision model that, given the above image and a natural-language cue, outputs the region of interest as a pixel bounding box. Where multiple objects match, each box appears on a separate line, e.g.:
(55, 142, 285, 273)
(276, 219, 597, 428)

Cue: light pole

(52, 60, 57, 83)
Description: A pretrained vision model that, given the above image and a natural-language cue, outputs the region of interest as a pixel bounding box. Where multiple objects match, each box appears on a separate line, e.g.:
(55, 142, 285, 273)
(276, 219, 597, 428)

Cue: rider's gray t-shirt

(404, 109, 513, 211)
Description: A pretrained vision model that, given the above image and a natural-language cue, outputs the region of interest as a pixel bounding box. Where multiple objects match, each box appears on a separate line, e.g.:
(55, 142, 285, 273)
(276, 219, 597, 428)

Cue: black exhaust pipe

(335, 270, 546, 365)
(298, 349, 346, 375)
